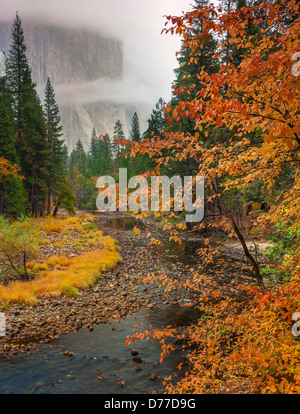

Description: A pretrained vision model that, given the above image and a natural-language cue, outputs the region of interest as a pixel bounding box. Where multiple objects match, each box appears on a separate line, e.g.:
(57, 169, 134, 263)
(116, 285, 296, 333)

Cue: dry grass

(0, 214, 121, 306)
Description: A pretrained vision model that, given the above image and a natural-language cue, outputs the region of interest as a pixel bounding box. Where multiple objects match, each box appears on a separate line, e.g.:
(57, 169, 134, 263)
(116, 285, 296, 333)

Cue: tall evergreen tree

(44, 77, 65, 214)
(112, 120, 125, 166)
(62, 144, 69, 174)
(5, 12, 34, 162)
(129, 112, 141, 142)
(169, 0, 220, 141)
(0, 100, 17, 164)
(143, 98, 166, 139)
(69, 140, 87, 176)
(173, 0, 219, 105)
(89, 128, 98, 166)
(25, 93, 49, 215)
(86, 128, 99, 177)
(5, 12, 49, 215)
(0, 76, 28, 217)
(101, 134, 112, 175)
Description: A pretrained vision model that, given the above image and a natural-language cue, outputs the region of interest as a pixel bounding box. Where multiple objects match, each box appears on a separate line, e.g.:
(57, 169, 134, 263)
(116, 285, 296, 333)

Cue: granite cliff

(0, 20, 150, 151)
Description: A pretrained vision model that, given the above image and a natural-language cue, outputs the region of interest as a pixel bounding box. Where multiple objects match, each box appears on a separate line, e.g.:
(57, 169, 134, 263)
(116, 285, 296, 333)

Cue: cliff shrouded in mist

(0, 20, 150, 151)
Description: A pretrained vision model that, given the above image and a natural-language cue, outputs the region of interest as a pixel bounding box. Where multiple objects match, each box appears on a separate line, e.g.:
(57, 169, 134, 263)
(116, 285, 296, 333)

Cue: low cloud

(0, 0, 192, 106)
(55, 72, 157, 107)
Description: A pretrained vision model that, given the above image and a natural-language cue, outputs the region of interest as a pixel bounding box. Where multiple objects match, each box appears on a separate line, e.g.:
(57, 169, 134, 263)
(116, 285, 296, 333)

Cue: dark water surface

(0, 215, 202, 394)
(0, 305, 201, 394)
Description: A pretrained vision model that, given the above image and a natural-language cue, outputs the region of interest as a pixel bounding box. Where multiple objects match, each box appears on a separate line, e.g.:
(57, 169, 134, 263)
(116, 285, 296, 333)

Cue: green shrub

(0, 217, 40, 280)
(260, 220, 300, 283)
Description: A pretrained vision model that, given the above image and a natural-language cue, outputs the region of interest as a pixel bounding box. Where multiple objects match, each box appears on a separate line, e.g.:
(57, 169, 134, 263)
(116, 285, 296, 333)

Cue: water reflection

(0, 305, 201, 394)
(98, 213, 203, 266)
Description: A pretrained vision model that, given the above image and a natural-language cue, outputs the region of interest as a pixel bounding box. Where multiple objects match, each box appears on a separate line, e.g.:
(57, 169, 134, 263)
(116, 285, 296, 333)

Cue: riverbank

(0, 213, 183, 359)
(0, 211, 270, 360)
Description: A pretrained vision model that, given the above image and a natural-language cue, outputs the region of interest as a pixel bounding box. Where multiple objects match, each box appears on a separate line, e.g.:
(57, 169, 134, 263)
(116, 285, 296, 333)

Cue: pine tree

(129, 112, 141, 142)
(0, 175, 29, 218)
(0, 100, 17, 164)
(69, 140, 87, 176)
(173, 0, 219, 93)
(101, 134, 112, 175)
(120, 113, 141, 173)
(44, 77, 65, 214)
(171, 0, 219, 136)
(5, 12, 34, 162)
(0, 76, 28, 217)
(5, 12, 49, 215)
(24, 92, 49, 215)
(112, 120, 125, 166)
(62, 144, 69, 174)
(143, 98, 166, 139)
(87, 128, 100, 177)
(90, 128, 98, 166)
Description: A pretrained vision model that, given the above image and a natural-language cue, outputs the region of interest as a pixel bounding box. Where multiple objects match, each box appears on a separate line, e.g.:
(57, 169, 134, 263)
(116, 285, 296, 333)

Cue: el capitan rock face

(0, 20, 150, 151)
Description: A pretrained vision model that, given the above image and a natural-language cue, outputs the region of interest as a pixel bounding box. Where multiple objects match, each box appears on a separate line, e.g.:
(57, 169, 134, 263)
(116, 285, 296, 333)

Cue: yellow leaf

(133, 227, 141, 235)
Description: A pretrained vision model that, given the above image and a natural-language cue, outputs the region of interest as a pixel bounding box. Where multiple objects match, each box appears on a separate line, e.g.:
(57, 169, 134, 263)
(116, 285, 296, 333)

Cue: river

(0, 214, 205, 394)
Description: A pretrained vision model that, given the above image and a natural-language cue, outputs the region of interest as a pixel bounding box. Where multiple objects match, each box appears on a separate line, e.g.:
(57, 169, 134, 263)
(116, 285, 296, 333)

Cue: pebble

(132, 356, 143, 364)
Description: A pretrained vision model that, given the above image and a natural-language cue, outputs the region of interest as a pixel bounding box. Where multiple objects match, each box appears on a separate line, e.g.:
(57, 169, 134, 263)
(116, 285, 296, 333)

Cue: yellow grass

(0, 215, 121, 306)
(0, 249, 121, 306)
(35, 213, 98, 235)
(42, 217, 62, 233)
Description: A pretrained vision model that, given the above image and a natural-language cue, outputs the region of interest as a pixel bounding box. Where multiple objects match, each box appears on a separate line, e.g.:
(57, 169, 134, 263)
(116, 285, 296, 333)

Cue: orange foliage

(0, 157, 22, 182)
(127, 258, 300, 394)
(126, 0, 300, 394)
(132, 0, 300, 229)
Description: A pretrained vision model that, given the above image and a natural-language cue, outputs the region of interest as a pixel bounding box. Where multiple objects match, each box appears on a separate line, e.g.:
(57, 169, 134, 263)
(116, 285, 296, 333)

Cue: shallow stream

(0, 214, 204, 394)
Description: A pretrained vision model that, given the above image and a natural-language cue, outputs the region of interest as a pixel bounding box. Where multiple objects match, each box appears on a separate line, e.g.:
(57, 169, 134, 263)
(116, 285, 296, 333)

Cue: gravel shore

(0, 216, 175, 359)
(0, 213, 262, 359)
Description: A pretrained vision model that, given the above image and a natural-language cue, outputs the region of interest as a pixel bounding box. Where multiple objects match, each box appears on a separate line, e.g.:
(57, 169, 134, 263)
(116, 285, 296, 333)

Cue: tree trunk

(53, 202, 60, 217)
(47, 180, 51, 215)
(211, 181, 265, 291)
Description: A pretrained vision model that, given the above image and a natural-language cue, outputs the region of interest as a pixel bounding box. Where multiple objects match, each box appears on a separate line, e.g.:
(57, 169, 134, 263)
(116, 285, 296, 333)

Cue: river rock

(132, 356, 143, 364)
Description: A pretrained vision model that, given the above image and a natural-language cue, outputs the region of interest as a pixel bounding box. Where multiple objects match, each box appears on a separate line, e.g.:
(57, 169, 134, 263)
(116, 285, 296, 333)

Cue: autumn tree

(0, 157, 21, 183)
(127, 0, 300, 395)
(132, 0, 300, 289)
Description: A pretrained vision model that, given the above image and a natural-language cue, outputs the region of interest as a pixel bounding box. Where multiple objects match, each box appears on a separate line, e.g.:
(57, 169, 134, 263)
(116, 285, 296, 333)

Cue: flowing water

(0, 215, 203, 394)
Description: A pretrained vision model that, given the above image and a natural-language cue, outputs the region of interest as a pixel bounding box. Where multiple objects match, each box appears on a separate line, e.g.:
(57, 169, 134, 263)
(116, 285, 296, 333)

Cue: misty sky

(0, 0, 195, 107)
